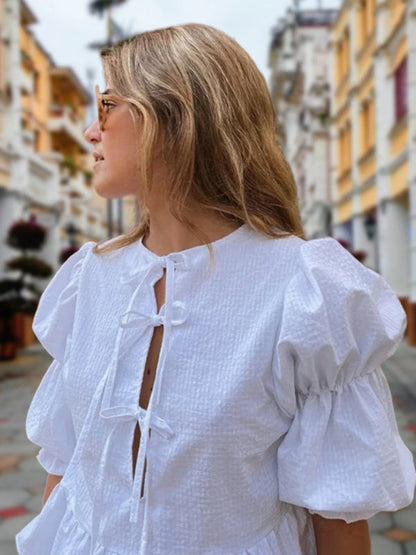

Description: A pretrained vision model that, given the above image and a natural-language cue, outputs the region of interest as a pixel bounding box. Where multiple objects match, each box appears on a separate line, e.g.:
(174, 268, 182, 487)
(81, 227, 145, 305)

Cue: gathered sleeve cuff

(272, 237, 416, 523)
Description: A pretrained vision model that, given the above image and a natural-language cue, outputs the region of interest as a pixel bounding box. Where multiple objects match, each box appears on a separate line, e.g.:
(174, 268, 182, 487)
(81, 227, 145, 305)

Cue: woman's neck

(142, 208, 241, 257)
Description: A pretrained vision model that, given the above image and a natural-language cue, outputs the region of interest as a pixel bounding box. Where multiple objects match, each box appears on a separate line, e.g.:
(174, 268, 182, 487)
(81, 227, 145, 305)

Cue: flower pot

(11, 312, 35, 348)
(0, 339, 18, 361)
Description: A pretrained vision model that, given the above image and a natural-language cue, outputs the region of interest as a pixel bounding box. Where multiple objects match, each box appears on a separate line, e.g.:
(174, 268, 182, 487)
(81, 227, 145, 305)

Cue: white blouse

(15, 224, 416, 555)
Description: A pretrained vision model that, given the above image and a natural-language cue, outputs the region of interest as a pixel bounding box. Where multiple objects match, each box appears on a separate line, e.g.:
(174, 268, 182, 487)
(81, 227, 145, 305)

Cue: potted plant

(61, 156, 78, 177)
(0, 215, 53, 359)
(83, 170, 93, 184)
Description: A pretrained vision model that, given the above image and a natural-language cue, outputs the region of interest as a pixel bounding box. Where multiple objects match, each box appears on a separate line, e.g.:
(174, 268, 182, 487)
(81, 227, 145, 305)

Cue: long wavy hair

(92, 22, 304, 258)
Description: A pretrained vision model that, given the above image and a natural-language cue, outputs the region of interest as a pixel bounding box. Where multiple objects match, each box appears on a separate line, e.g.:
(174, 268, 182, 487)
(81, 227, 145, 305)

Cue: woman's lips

(93, 160, 104, 169)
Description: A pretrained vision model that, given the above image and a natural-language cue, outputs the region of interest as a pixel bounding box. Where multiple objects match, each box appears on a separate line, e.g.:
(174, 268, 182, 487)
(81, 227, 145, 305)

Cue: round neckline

(137, 222, 249, 260)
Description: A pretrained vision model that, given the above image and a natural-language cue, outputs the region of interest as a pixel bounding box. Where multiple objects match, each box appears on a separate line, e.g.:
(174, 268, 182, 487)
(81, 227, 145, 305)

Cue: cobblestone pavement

(0, 341, 415, 555)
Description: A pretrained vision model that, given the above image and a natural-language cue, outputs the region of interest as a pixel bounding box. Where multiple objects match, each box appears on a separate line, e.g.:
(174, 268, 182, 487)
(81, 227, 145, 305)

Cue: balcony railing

(48, 105, 91, 152)
(61, 169, 93, 203)
(26, 155, 57, 205)
(0, 144, 12, 189)
(20, 68, 33, 95)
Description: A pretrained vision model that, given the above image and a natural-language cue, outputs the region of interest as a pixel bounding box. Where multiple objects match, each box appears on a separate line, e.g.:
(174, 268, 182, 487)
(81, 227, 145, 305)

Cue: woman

(16, 23, 415, 555)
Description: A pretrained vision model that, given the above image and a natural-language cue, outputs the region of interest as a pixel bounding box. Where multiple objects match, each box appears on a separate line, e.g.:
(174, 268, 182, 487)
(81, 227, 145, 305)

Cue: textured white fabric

(15, 225, 416, 554)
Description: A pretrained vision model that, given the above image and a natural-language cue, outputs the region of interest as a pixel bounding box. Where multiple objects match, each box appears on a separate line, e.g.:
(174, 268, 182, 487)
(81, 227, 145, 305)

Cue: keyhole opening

(131, 269, 166, 499)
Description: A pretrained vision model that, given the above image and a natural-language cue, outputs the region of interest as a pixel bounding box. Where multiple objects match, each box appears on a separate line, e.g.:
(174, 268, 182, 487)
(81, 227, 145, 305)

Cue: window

(360, 0, 368, 45)
(0, 39, 6, 93)
(336, 28, 350, 85)
(362, 101, 370, 153)
(345, 123, 352, 169)
(394, 57, 408, 122)
(338, 122, 351, 174)
(358, 0, 376, 49)
(370, 0, 376, 29)
(343, 30, 350, 77)
(33, 71, 39, 97)
(34, 129, 40, 152)
(360, 98, 374, 154)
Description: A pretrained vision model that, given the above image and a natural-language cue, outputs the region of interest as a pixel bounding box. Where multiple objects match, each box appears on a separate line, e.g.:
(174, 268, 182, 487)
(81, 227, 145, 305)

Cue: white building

(0, 0, 110, 281)
(328, 0, 416, 345)
(268, 7, 338, 239)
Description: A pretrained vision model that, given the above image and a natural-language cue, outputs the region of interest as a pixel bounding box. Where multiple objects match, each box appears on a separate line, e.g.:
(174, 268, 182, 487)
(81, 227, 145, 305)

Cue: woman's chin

(92, 176, 119, 199)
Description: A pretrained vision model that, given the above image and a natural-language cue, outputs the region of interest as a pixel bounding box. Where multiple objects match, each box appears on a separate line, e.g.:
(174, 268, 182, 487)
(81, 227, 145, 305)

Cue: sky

(26, 0, 341, 123)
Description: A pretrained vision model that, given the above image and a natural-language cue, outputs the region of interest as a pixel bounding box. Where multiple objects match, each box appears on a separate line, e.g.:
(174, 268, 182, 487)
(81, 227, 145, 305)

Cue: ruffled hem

(15, 482, 315, 555)
(238, 517, 314, 555)
(15, 483, 120, 555)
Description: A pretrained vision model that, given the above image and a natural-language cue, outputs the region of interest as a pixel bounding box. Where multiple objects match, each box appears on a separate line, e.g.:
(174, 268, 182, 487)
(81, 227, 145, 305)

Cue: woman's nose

(83, 118, 101, 143)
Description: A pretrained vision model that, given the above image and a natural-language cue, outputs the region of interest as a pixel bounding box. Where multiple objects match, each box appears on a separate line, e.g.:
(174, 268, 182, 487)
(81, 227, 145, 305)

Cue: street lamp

(363, 213, 380, 272)
(88, 0, 127, 17)
(363, 214, 376, 240)
(65, 222, 78, 248)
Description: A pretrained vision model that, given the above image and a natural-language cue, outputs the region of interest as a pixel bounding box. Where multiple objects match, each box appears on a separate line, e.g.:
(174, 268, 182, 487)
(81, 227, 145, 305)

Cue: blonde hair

(92, 22, 304, 259)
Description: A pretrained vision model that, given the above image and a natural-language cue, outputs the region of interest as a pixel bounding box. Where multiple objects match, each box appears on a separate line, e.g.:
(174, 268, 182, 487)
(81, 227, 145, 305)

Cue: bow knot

(151, 313, 164, 326)
(119, 309, 165, 329)
(99, 404, 174, 440)
(89, 246, 189, 554)
(119, 301, 187, 331)
(165, 252, 190, 270)
(120, 252, 191, 286)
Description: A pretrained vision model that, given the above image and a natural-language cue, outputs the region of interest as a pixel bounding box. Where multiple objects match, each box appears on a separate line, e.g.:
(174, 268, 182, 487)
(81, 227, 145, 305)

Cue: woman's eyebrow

(102, 88, 114, 95)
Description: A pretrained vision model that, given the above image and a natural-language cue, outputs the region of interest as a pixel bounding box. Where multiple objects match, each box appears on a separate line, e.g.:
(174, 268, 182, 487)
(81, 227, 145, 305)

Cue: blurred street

(0, 342, 415, 555)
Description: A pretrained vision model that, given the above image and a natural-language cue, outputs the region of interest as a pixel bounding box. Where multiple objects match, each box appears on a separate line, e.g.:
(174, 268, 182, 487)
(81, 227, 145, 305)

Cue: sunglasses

(95, 84, 120, 131)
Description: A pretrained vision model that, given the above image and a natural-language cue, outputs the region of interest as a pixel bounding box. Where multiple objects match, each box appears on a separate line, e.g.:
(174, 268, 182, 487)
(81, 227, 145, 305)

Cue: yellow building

(331, 0, 415, 344)
(1, 0, 139, 277)
(19, 0, 139, 246)
(0, 0, 15, 195)
(18, 2, 110, 245)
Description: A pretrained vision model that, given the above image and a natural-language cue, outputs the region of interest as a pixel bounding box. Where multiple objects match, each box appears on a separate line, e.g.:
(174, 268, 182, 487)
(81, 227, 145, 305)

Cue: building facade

(330, 0, 416, 344)
(269, 7, 338, 239)
(0, 0, 139, 283)
(269, 0, 416, 346)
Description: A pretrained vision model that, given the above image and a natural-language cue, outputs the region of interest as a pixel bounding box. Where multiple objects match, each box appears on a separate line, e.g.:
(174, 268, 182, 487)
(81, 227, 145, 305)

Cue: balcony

(27, 155, 57, 205)
(48, 105, 91, 152)
(61, 203, 87, 237)
(22, 128, 34, 146)
(0, 144, 13, 189)
(20, 68, 33, 96)
(61, 169, 93, 203)
(86, 207, 103, 238)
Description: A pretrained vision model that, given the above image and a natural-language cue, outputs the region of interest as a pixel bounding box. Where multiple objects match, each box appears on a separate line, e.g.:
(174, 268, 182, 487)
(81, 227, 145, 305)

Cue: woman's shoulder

(259, 233, 370, 280)
(242, 230, 304, 281)
(244, 228, 303, 258)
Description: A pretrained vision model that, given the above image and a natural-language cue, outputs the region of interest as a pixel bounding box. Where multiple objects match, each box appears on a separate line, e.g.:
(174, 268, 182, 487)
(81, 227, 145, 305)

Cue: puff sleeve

(273, 237, 416, 523)
(32, 241, 95, 363)
(26, 241, 95, 475)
